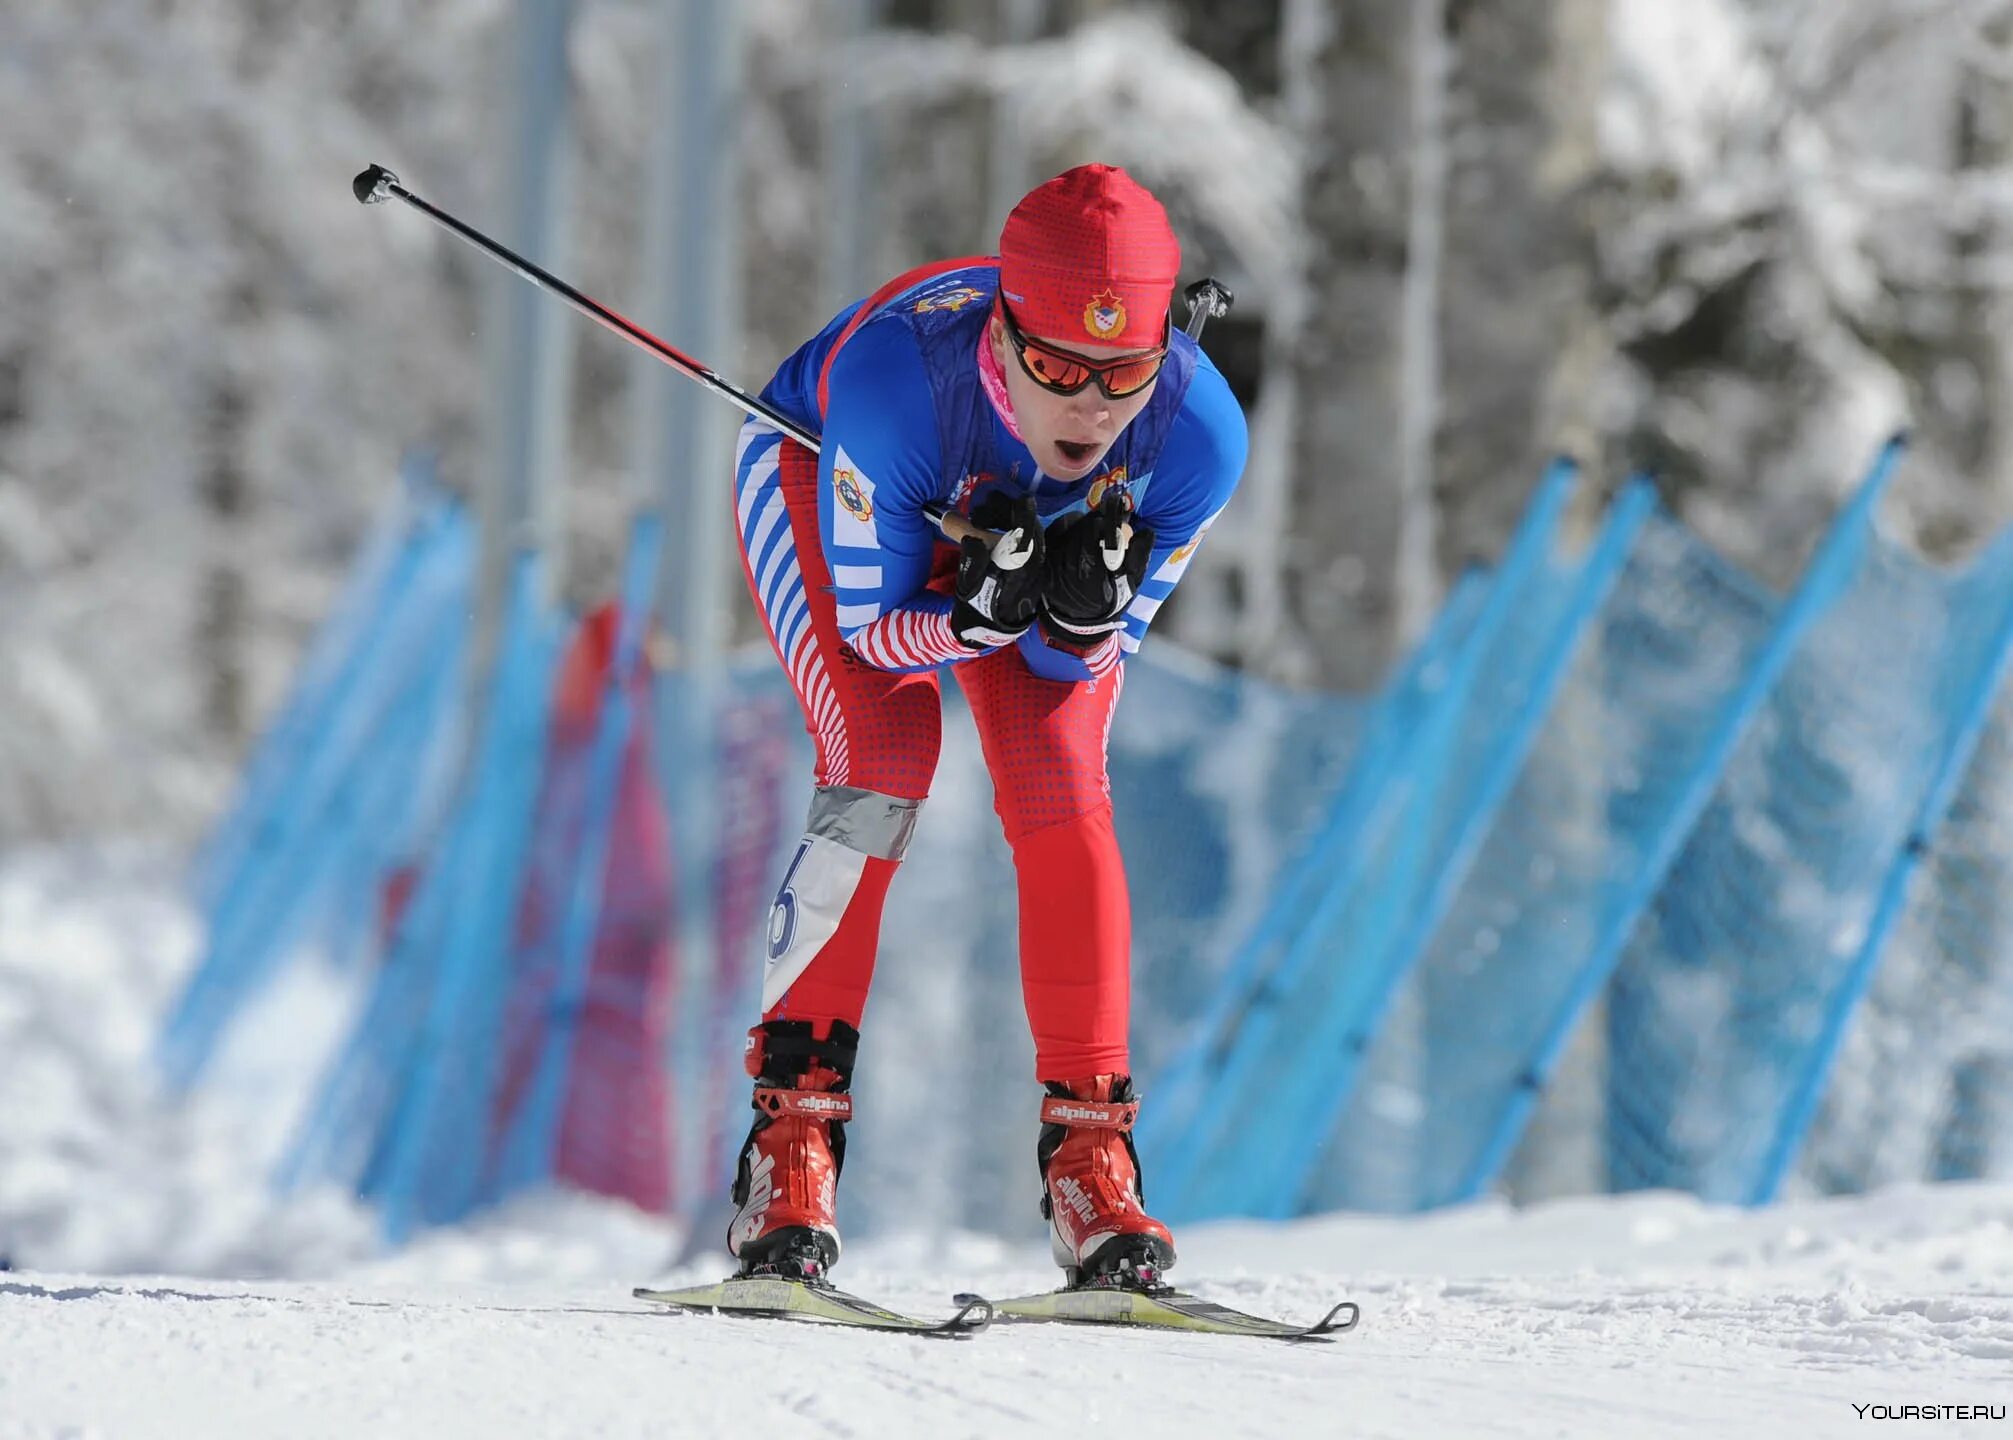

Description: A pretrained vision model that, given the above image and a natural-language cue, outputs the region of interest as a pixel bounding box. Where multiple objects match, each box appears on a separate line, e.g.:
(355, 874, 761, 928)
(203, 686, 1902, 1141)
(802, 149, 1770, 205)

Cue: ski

(632, 1277, 992, 1338)
(963, 1284, 1360, 1342)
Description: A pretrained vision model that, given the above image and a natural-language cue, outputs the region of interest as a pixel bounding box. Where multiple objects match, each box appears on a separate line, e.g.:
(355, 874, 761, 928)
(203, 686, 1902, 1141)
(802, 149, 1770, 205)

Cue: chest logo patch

(915, 286, 984, 314)
(1087, 467, 1132, 511)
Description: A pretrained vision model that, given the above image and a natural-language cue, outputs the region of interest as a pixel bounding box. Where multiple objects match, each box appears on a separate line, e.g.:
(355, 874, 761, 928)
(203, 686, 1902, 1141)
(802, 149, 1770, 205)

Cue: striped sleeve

(1121, 356, 1248, 657)
(847, 595, 963, 670)
(818, 320, 975, 673)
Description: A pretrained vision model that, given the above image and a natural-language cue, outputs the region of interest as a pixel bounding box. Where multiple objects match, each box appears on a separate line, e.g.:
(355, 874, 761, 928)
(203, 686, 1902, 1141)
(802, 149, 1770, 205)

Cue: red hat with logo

(997, 164, 1180, 349)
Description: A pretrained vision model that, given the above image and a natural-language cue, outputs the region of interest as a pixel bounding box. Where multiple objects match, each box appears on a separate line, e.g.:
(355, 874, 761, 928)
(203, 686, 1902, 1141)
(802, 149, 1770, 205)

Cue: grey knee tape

(760, 788, 923, 1009)
(806, 785, 922, 861)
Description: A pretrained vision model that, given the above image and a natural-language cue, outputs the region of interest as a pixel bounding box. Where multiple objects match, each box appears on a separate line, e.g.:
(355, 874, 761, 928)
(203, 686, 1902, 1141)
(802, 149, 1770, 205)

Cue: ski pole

(353, 165, 1233, 545)
(353, 165, 993, 538)
(354, 164, 822, 453)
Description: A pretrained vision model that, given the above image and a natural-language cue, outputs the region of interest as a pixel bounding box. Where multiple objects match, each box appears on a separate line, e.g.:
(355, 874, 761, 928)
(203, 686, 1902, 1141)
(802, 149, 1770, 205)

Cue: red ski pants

(734, 426, 1132, 1080)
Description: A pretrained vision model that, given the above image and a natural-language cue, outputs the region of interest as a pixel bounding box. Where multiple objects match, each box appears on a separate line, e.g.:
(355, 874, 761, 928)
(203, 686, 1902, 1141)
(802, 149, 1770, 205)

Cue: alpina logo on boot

(1048, 1103, 1119, 1124)
(731, 1152, 779, 1247)
(1052, 1175, 1100, 1227)
(757, 1087, 854, 1119)
(793, 1094, 852, 1116)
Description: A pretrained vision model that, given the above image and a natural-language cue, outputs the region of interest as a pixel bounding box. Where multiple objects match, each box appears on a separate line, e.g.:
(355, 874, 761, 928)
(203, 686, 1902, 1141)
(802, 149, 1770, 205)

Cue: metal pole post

(985, 0, 1046, 240)
(821, 0, 880, 315)
(480, 0, 577, 640)
(634, 0, 746, 1221)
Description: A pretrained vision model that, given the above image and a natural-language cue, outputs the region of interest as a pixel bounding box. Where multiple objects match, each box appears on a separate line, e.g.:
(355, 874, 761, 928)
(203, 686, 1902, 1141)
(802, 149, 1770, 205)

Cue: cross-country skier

(727, 163, 1247, 1289)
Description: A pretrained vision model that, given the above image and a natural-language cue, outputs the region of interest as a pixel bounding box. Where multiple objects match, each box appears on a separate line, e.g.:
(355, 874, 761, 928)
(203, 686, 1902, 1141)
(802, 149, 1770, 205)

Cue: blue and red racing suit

(733, 258, 1246, 1080)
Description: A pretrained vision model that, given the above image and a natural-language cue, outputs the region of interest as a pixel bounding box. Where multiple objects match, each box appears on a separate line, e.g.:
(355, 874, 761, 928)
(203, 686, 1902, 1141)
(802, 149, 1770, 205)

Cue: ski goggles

(998, 300, 1168, 400)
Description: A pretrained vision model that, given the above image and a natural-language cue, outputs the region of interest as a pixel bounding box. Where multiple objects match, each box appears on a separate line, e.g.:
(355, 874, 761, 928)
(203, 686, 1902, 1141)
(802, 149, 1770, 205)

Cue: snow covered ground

(2, 1184, 2011, 1439)
(4, 852, 2011, 1438)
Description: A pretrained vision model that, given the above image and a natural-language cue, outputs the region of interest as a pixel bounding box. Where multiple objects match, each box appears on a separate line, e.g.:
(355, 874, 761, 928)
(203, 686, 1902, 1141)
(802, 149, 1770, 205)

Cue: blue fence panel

(1149, 461, 1580, 1220)
(1595, 438, 2013, 1202)
(1305, 478, 1657, 1212)
(491, 514, 664, 1197)
(161, 504, 474, 1089)
(1376, 440, 1899, 1207)
(373, 551, 562, 1239)
(193, 452, 449, 912)
(277, 550, 561, 1237)
(1753, 528, 2013, 1198)
(1802, 690, 2013, 1190)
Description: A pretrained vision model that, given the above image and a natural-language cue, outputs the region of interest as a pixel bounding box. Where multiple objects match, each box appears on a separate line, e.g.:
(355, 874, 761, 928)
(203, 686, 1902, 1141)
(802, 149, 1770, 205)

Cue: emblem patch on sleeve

(830, 445, 878, 548)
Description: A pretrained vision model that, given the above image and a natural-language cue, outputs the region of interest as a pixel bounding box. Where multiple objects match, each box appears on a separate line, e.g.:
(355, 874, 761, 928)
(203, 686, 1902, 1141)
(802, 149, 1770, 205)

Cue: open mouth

(1054, 439, 1099, 467)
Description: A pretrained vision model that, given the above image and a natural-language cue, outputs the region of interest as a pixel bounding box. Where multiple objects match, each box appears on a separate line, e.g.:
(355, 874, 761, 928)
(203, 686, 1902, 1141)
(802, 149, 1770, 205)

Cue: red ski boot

(1037, 1075, 1177, 1288)
(727, 1019, 858, 1282)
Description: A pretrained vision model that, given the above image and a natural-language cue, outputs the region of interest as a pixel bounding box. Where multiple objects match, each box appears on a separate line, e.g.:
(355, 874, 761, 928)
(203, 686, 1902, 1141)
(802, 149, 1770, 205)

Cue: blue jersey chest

(946, 424, 1157, 532)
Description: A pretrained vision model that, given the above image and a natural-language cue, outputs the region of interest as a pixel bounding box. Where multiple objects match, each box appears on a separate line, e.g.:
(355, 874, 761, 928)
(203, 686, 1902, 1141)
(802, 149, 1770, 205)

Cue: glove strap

(1043, 611, 1124, 639)
(957, 620, 1028, 650)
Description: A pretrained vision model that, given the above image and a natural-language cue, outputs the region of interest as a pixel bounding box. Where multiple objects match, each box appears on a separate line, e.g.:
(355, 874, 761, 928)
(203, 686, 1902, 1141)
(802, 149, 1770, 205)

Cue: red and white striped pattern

(849, 606, 966, 672)
(1079, 632, 1122, 678)
(736, 421, 854, 787)
(785, 610, 851, 788)
(1098, 658, 1126, 802)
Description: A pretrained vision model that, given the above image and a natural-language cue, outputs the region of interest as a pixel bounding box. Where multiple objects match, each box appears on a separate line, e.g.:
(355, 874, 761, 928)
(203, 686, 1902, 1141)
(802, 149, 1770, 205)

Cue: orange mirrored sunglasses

(998, 301, 1168, 400)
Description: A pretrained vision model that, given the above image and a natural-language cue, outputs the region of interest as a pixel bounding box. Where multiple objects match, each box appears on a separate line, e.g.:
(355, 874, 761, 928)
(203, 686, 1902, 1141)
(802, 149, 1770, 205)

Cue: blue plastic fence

(180, 435, 2013, 1240)
(1604, 450, 2013, 1203)
(1285, 440, 1922, 1212)
(1145, 459, 1628, 1220)
(279, 548, 563, 1237)
(490, 513, 664, 1197)
(1802, 691, 2013, 1189)
(191, 451, 448, 912)
(160, 467, 473, 1090)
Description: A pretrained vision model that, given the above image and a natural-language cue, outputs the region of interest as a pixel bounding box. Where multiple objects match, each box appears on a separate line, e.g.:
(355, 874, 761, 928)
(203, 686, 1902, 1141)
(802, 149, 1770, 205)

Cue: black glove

(951, 493, 1045, 649)
(1039, 493, 1155, 642)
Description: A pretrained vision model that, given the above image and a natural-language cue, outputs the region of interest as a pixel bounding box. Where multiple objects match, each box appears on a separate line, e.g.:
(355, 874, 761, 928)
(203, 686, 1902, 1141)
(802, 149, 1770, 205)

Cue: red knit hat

(997, 164, 1179, 349)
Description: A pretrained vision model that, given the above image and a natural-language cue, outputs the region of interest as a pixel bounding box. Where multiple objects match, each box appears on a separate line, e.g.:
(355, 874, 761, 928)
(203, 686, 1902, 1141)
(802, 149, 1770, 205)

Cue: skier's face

(989, 312, 1161, 481)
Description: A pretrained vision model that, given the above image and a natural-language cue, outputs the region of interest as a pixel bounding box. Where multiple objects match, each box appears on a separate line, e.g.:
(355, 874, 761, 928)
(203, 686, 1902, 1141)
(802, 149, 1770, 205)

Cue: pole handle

(1182, 277, 1234, 340)
(924, 503, 994, 545)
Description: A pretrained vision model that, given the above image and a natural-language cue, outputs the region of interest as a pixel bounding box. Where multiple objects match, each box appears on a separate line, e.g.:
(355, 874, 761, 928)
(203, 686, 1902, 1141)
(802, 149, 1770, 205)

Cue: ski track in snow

(6, 1202, 2013, 1440)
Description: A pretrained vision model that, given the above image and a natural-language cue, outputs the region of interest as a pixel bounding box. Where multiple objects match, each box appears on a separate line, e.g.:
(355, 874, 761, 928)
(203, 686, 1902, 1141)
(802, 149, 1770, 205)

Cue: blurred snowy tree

(0, 0, 503, 841)
(8, 0, 2013, 848)
(1435, 0, 1608, 572)
(1595, 0, 2013, 581)
(1265, 0, 1426, 689)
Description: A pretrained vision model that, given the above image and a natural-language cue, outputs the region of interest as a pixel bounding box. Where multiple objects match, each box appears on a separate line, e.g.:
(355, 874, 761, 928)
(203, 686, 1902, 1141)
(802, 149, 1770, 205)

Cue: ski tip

(948, 1293, 995, 1332)
(1310, 1300, 1363, 1337)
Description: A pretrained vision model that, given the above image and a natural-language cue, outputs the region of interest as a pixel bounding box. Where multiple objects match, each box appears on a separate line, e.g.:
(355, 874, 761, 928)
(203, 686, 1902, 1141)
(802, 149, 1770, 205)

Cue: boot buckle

(753, 1087, 855, 1121)
(1039, 1095, 1137, 1130)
